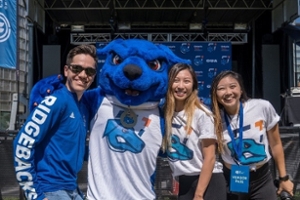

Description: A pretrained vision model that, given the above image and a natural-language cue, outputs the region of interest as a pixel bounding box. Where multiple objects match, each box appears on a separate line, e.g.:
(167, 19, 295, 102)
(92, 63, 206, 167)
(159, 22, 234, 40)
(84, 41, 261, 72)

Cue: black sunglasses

(68, 65, 97, 76)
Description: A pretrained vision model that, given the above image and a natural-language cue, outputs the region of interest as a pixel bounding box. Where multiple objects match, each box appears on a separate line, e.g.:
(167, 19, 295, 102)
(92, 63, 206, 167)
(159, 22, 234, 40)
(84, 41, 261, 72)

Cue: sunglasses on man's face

(68, 65, 97, 76)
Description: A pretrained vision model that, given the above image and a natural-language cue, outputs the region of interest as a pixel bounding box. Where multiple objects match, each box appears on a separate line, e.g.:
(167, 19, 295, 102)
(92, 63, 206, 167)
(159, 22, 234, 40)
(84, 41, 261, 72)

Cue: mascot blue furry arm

(29, 74, 64, 112)
(30, 39, 190, 200)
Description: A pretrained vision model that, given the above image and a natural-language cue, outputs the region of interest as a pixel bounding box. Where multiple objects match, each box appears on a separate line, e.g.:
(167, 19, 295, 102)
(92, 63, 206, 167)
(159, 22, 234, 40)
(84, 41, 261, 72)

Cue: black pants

(223, 163, 277, 200)
(178, 173, 227, 200)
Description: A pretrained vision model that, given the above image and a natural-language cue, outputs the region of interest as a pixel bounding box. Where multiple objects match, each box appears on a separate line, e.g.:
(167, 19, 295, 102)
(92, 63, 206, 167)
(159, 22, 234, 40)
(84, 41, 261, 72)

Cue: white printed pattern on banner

(0, 12, 11, 43)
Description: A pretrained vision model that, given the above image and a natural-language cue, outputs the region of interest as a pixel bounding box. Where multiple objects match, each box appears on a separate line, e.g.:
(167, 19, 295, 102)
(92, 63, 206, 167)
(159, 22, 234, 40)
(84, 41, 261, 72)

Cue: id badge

(230, 165, 249, 193)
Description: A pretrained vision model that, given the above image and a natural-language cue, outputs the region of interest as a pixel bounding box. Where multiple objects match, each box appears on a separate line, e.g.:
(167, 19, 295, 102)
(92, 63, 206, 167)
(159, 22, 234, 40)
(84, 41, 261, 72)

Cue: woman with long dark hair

(210, 70, 294, 200)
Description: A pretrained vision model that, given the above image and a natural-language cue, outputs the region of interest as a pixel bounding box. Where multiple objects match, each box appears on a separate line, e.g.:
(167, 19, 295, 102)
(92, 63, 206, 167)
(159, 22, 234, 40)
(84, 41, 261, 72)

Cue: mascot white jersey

(87, 96, 162, 199)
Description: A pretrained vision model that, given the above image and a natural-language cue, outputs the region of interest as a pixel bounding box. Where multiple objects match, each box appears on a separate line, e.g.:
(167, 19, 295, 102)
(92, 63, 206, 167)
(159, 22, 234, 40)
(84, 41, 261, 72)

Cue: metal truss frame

(45, 0, 272, 10)
(70, 32, 247, 45)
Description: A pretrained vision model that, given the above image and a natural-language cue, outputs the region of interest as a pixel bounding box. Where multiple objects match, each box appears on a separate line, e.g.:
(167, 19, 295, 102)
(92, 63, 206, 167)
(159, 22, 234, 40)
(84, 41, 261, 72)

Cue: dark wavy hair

(66, 45, 98, 66)
(210, 70, 249, 153)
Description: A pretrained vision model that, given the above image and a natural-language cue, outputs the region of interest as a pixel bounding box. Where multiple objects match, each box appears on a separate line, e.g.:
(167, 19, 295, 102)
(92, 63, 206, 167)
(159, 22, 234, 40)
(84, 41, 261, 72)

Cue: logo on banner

(98, 59, 105, 64)
(208, 68, 217, 78)
(97, 43, 107, 49)
(0, 0, 8, 9)
(0, 12, 11, 43)
(221, 45, 230, 52)
(167, 45, 176, 52)
(198, 81, 205, 91)
(195, 70, 203, 78)
(193, 45, 203, 51)
(206, 59, 218, 64)
(207, 43, 217, 52)
(194, 55, 204, 66)
(180, 43, 190, 54)
(221, 55, 231, 65)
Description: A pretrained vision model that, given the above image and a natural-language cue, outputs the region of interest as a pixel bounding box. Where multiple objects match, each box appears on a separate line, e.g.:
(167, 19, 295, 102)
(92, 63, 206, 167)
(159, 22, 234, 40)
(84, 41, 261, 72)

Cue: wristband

(279, 175, 289, 182)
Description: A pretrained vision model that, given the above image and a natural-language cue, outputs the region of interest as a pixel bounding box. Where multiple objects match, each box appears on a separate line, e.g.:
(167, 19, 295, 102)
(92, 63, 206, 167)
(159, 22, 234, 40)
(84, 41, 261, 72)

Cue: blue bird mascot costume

(29, 39, 189, 200)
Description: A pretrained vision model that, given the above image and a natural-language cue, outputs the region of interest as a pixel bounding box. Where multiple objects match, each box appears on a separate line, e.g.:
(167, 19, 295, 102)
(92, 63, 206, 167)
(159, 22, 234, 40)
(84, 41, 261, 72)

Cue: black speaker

(262, 45, 280, 113)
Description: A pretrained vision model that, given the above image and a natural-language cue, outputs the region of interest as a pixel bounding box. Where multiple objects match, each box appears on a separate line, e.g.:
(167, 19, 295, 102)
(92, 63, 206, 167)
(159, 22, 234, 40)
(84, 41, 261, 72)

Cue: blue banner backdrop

(96, 41, 232, 101)
(158, 42, 232, 103)
(0, 0, 17, 69)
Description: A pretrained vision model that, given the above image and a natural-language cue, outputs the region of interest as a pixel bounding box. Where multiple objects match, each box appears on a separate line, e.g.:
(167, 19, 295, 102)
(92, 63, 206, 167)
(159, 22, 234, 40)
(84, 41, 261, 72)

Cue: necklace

(120, 107, 138, 128)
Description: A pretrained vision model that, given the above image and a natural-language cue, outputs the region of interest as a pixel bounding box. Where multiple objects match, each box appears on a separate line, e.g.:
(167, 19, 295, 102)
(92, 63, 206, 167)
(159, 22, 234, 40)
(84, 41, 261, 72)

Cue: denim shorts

(44, 189, 84, 200)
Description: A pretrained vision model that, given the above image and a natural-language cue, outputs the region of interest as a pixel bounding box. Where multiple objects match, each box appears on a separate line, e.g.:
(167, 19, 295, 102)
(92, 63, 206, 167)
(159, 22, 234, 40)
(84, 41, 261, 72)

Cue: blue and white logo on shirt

(167, 135, 193, 161)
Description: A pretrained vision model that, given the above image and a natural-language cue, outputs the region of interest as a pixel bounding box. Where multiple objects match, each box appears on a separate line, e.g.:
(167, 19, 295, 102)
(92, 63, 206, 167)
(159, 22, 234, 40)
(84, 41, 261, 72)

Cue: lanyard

(224, 101, 244, 161)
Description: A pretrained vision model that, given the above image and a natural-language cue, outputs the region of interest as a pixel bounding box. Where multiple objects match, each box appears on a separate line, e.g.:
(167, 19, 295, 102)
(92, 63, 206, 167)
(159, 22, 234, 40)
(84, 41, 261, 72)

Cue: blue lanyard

(224, 101, 244, 160)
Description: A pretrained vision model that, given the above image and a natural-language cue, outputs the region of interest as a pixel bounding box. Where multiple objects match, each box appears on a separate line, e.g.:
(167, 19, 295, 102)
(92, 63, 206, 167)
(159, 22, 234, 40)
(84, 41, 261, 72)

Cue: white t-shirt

(167, 107, 223, 177)
(87, 95, 162, 200)
(221, 99, 280, 168)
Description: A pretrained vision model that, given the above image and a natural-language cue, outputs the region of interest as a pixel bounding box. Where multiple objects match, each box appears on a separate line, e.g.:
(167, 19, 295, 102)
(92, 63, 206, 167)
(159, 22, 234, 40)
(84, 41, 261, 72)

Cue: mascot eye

(113, 54, 122, 65)
(148, 60, 161, 71)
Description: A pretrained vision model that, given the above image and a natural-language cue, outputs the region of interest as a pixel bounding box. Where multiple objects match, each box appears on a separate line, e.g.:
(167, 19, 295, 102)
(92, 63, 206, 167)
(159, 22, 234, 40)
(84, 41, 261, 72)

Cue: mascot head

(97, 39, 189, 106)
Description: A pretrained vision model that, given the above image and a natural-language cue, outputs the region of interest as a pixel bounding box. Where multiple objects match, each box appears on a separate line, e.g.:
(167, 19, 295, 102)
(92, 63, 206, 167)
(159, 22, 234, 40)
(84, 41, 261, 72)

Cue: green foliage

(0, 111, 10, 130)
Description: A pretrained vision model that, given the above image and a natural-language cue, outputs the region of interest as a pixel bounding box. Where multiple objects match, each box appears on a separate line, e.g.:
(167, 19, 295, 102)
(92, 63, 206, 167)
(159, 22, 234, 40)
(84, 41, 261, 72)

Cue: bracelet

(279, 175, 289, 182)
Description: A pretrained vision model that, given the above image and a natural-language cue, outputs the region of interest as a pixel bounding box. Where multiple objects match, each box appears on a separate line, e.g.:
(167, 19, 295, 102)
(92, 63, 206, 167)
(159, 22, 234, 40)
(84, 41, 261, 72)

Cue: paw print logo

(0, 13, 11, 43)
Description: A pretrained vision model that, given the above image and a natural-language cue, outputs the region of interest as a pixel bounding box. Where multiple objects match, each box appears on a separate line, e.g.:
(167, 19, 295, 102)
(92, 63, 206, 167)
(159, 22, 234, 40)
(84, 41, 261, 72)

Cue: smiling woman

(162, 63, 226, 200)
(210, 70, 294, 200)
(171, 68, 194, 111)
